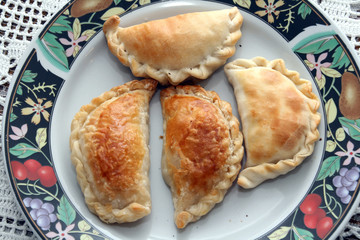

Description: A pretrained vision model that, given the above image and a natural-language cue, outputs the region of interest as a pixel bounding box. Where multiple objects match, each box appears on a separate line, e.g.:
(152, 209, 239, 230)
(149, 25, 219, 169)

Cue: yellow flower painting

(255, 0, 284, 23)
(21, 98, 53, 125)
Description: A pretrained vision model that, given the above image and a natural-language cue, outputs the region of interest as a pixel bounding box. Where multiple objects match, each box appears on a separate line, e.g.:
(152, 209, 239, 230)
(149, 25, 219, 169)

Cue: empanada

(224, 57, 321, 189)
(160, 85, 244, 228)
(103, 7, 243, 85)
(70, 79, 157, 223)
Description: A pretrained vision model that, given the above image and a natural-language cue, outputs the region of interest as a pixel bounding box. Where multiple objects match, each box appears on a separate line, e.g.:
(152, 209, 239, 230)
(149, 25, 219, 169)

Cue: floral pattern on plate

(37, 0, 154, 72)
(264, 14, 360, 240)
(3, 0, 360, 239)
(232, 0, 329, 40)
(5, 50, 109, 239)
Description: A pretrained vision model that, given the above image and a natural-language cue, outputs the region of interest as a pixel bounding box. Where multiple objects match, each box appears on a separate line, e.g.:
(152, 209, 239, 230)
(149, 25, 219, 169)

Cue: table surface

(1, 0, 360, 239)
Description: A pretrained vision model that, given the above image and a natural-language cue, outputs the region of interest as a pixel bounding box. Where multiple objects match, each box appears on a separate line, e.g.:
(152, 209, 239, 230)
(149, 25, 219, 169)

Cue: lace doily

(318, 0, 360, 58)
(0, 0, 360, 239)
(0, 1, 69, 239)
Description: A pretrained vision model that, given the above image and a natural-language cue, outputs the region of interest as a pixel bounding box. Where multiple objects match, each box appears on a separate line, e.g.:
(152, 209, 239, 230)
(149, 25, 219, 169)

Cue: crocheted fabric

(311, 2, 360, 238)
(0, 1, 69, 239)
(318, 0, 360, 58)
(0, 0, 359, 239)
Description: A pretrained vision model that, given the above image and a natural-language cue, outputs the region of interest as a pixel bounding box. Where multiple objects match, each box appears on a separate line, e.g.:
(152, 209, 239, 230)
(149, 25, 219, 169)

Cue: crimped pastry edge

(160, 84, 244, 228)
(103, 7, 243, 85)
(225, 57, 321, 189)
(69, 79, 157, 223)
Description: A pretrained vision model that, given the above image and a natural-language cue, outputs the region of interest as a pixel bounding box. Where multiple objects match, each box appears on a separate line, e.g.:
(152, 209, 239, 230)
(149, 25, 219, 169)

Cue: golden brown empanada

(70, 79, 157, 223)
(160, 85, 243, 228)
(224, 57, 321, 189)
(103, 7, 243, 85)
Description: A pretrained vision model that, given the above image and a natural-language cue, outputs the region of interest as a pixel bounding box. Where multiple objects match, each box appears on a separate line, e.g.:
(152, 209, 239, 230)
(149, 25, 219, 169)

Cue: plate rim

(2, 0, 360, 239)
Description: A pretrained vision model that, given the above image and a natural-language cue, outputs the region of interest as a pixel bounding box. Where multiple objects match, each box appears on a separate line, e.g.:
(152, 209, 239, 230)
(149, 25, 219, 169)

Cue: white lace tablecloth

(1, 0, 360, 239)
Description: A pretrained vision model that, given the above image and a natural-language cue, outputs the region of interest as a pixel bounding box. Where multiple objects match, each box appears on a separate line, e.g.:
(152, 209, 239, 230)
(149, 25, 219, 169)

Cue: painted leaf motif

(298, 3, 311, 20)
(316, 74, 326, 90)
(326, 184, 334, 191)
(326, 140, 336, 152)
(339, 117, 360, 141)
(233, 0, 251, 9)
(21, 70, 37, 83)
(100, 7, 125, 21)
(82, 29, 96, 41)
(332, 46, 351, 69)
(325, 98, 337, 124)
(73, 18, 81, 40)
(295, 38, 336, 54)
(268, 226, 291, 240)
(304, 59, 314, 69)
(35, 128, 47, 149)
(78, 220, 91, 231)
(114, 0, 122, 4)
(321, 67, 342, 78)
(317, 156, 341, 181)
(335, 127, 345, 141)
(16, 85, 23, 95)
(139, 0, 151, 5)
(80, 234, 94, 240)
(10, 113, 18, 122)
(314, 38, 337, 54)
(44, 196, 54, 201)
(42, 33, 69, 69)
(49, 15, 72, 34)
(9, 143, 40, 158)
(293, 227, 314, 240)
(73, 45, 80, 57)
(295, 39, 324, 54)
(57, 196, 76, 225)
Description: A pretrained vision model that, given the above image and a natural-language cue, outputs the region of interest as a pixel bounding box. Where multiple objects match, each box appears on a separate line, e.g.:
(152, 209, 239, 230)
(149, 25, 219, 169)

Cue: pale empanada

(224, 57, 321, 189)
(103, 7, 243, 85)
(70, 79, 157, 223)
(160, 85, 244, 228)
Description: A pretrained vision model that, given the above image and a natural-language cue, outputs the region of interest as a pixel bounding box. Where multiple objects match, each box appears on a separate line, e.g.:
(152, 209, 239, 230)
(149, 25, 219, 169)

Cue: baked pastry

(103, 7, 243, 85)
(224, 57, 321, 189)
(160, 85, 244, 228)
(70, 79, 157, 223)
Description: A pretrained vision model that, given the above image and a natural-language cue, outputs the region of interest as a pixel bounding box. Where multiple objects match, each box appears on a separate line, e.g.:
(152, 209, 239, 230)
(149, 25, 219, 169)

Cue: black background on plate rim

(3, 0, 360, 239)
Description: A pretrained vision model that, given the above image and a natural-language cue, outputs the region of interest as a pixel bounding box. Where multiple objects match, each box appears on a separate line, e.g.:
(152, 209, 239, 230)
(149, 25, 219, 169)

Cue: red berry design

(37, 166, 57, 187)
(300, 193, 334, 237)
(24, 159, 42, 181)
(11, 161, 28, 180)
(304, 208, 326, 229)
(316, 216, 333, 238)
(300, 193, 322, 215)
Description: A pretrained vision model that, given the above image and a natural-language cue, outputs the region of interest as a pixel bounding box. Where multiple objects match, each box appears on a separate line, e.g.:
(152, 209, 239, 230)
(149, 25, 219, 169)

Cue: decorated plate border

(3, 0, 360, 239)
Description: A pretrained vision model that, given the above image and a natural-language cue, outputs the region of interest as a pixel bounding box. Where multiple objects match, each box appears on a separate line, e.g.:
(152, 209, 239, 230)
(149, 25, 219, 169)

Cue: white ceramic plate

(3, 0, 360, 239)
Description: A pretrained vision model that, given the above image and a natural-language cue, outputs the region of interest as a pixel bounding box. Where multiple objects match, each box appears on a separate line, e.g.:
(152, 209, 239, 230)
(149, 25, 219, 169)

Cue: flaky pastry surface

(70, 79, 157, 223)
(160, 85, 244, 228)
(225, 57, 321, 189)
(103, 7, 243, 85)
